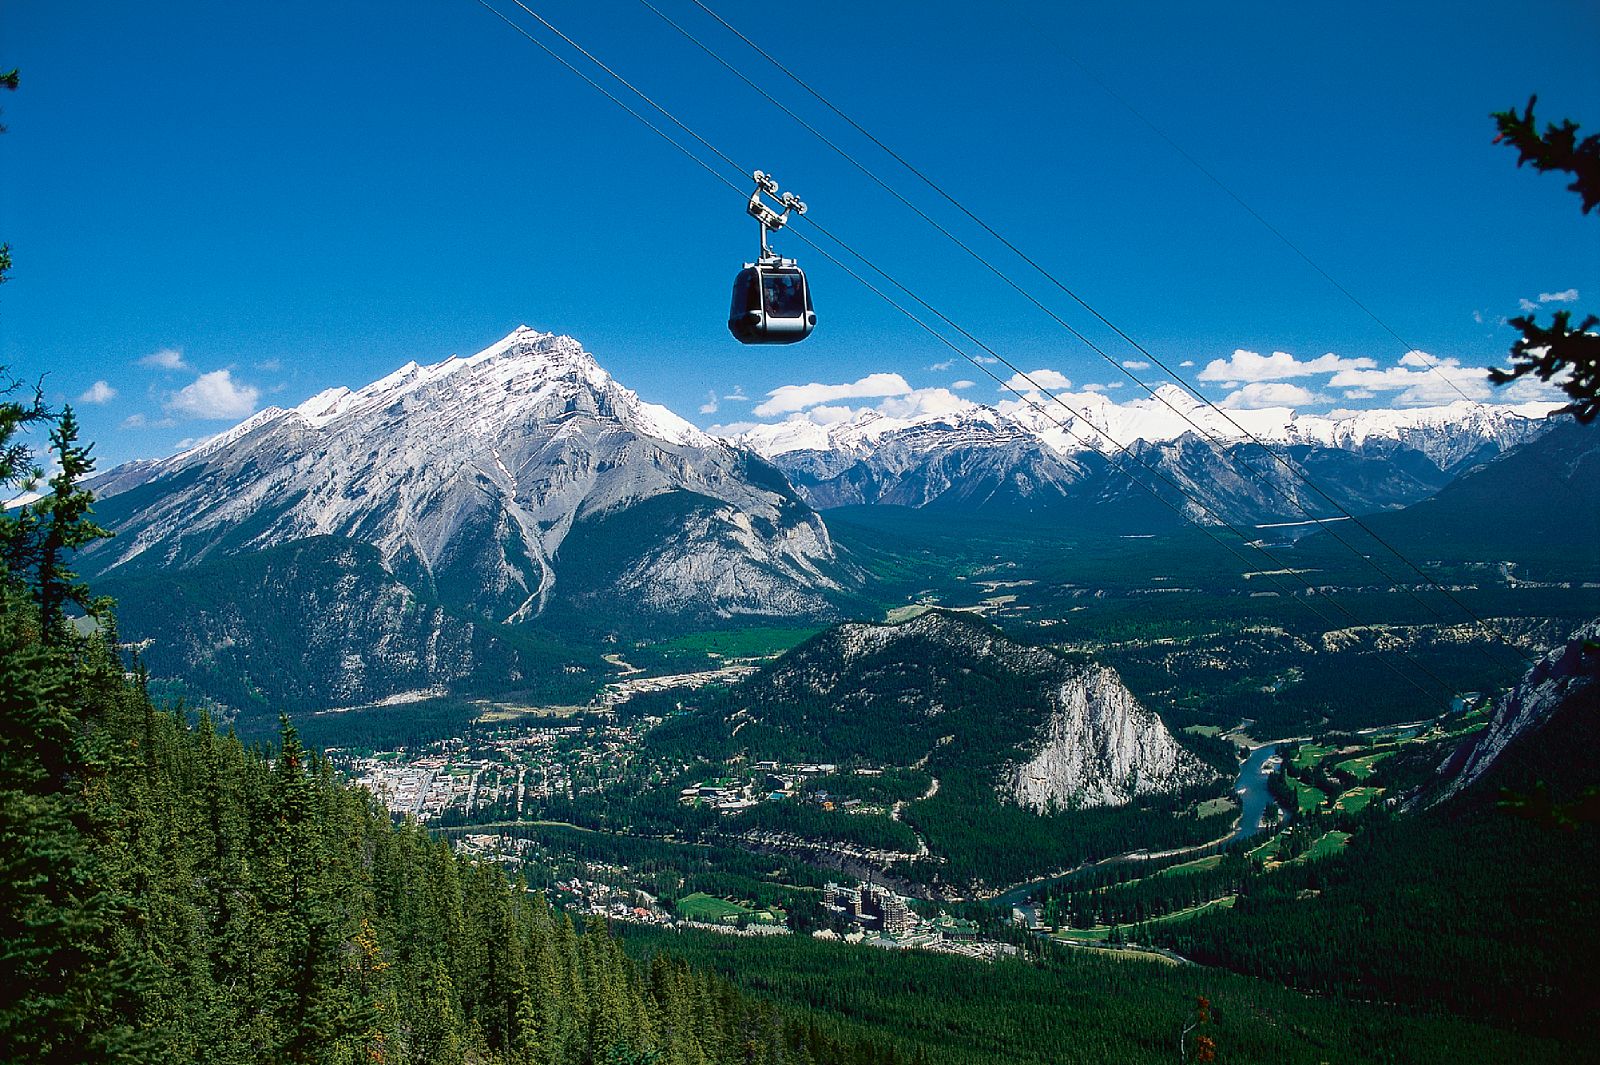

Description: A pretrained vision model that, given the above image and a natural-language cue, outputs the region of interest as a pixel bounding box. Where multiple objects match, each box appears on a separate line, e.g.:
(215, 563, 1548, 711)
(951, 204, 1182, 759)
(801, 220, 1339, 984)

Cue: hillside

(646, 611, 1227, 888)
(1149, 615, 1600, 1045)
(85, 328, 858, 710)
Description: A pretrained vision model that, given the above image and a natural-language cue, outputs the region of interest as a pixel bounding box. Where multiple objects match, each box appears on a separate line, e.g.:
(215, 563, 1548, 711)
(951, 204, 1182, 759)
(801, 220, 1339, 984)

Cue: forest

(0, 385, 918, 1065)
(1146, 680, 1600, 1044)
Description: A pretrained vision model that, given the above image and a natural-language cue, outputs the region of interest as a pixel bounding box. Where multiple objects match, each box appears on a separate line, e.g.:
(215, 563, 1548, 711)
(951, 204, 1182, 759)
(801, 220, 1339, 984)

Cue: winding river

(993, 742, 1282, 908)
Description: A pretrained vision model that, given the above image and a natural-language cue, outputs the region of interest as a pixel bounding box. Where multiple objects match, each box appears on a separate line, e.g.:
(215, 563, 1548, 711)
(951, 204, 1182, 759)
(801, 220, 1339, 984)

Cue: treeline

(620, 925, 1568, 1065)
(0, 389, 913, 1065)
(1040, 854, 1252, 929)
(898, 779, 1229, 890)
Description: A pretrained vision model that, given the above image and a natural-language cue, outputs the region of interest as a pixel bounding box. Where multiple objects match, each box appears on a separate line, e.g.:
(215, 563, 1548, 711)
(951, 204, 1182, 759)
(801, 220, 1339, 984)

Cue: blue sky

(3, 0, 1597, 465)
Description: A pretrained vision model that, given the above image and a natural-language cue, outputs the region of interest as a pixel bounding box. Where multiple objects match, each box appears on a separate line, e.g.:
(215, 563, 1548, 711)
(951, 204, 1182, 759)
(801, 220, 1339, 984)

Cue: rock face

(86, 328, 857, 710)
(88, 327, 850, 623)
(730, 388, 1560, 524)
(664, 610, 1216, 811)
(1005, 664, 1214, 811)
(1433, 617, 1600, 806)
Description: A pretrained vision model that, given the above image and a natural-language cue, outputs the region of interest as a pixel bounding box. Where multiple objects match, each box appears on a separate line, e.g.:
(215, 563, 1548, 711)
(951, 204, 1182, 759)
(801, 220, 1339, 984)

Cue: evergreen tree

(1488, 97, 1600, 422)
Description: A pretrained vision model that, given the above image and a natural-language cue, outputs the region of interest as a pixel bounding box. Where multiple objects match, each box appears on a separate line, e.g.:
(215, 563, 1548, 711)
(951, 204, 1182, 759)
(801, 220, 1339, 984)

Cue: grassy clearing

(1333, 787, 1383, 814)
(885, 603, 934, 623)
(1292, 744, 1337, 771)
(1192, 797, 1237, 819)
(1156, 854, 1224, 878)
(1182, 724, 1223, 738)
(1052, 896, 1238, 942)
(1334, 750, 1395, 780)
(673, 892, 784, 924)
(1290, 830, 1353, 864)
(1290, 778, 1328, 814)
(649, 626, 823, 661)
(1248, 836, 1280, 862)
(674, 893, 749, 922)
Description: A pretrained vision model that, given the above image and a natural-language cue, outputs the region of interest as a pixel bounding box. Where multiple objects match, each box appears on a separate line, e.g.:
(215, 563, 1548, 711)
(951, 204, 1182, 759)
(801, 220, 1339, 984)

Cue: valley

(10, 8, 1600, 1061)
(38, 332, 1600, 1061)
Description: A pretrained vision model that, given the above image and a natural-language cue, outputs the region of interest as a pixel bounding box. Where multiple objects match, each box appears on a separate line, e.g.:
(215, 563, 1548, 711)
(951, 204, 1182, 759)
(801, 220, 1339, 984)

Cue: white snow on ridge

(727, 380, 1564, 462)
(161, 327, 712, 469)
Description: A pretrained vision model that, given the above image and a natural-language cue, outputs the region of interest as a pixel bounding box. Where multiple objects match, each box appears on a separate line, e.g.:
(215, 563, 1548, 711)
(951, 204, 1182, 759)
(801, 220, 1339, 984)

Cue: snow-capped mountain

(86, 328, 856, 709)
(729, 388, 1562, 524)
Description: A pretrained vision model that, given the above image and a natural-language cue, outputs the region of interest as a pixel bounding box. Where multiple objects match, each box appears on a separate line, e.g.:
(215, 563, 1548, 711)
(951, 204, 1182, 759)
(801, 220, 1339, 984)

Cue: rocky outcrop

(1004, 664, 1216, 811)
(1433, 617, 1600, 805)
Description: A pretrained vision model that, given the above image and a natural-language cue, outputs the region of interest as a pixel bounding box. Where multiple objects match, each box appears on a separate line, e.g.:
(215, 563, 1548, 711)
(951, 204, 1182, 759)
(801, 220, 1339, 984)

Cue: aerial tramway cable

(1012, 7, 1487, 409)
(467, 0, 1477, 705)
(649, 0, 1544, 675)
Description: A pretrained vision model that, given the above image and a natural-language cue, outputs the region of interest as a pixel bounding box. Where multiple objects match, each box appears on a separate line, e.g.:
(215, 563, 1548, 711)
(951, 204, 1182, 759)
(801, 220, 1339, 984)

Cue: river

(993, 742, 1282, 908)
(1227, 742, 1282, 846)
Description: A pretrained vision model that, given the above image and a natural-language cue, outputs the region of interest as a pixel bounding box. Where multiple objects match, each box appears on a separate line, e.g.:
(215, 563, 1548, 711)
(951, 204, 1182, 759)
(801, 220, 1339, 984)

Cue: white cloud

(140, 347, 190, 371)
(927, 359, 956, 372)
(165, 370, 260, 420)
(1198, 349, 1375, 383)
(1002, 368, 1071, 392)
(1328, 351, 1491, 405)
(1106, 381, 1125, 389)
(121, 412, 175, 430)
(1342, 389, 1377, 400)
(950, 379, 976, 390)
(699, 390, 719, 415)
(1219, 382, 1326, 409)
(973, 355, 999, 365)
(1472, 310, 1485, 324)
(877, 388, 975, 420)
(1539, 288, 1579, 303)
(723, 385, 750, 403)
(77, 380, 117, 404)
(254, 358, 283, 372)
(1121, 360, 1150, 371)
(754, 372, 912, 416)
(801, 404, 860, 425)
(1518, 298, 1539, 313)
(1179, 360, 1195, 368)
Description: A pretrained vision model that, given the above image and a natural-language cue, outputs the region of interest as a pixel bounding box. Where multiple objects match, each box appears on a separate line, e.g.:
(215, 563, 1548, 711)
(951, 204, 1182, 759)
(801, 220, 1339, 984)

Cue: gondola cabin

(729, 260, 815, 344)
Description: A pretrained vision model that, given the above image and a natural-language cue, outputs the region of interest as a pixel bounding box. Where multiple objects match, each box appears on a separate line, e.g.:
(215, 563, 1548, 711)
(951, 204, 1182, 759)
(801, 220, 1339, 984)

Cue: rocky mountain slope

(731, 388, 1560, 525)
(87, 328, 856, 709)
(1005, 662, 1214, 811)
(652, 610, 1215, 812)
(1433, 616, 1600, 806)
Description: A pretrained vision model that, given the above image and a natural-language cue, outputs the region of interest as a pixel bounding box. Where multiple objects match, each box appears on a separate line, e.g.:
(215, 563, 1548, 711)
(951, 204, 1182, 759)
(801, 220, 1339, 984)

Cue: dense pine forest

(0, 383, 911, 1064)
(1149, 680, 1600, 1043)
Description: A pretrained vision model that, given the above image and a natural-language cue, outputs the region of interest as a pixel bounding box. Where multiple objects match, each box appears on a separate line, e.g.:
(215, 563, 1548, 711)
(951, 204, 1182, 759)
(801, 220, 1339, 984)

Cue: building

(825, 881, 915, 936)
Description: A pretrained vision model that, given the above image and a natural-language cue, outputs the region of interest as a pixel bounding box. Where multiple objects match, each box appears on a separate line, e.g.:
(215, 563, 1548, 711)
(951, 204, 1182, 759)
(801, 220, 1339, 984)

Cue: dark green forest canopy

(0, 377, 922, 1064)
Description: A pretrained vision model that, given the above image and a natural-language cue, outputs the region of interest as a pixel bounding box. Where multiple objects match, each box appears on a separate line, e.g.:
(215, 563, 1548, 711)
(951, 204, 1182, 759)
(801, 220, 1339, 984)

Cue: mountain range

(730, 387, 1561, 525)
(85, 328, 856, 710)
(82, 326, 1575, 710)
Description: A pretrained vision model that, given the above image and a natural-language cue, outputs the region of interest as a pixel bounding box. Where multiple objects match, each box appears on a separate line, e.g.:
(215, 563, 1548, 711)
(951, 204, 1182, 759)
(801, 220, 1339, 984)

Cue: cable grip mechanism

(747, 170, 806, 261)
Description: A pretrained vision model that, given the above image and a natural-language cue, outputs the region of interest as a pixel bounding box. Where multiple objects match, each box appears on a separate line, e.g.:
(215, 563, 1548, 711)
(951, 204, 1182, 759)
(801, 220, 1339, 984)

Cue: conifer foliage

(0, 370, 907, 1063)
(1489, 96, 1600, 422)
